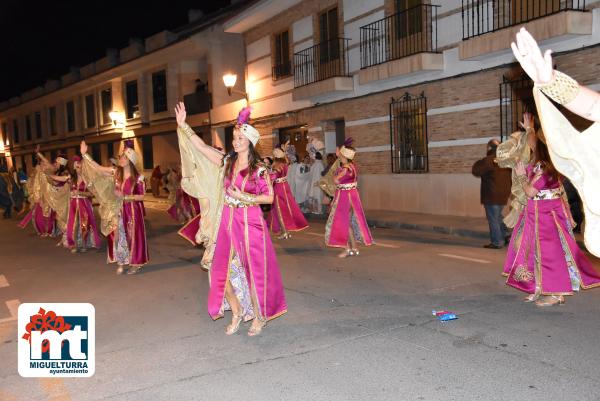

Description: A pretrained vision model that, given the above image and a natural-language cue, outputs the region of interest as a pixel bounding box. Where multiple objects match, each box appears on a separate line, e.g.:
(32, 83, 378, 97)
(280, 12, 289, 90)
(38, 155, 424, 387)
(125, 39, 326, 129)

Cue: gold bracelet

(83, 153, 93, 162)
(240, 192, 256, 205)
(537, 70, 580, 105)
(183, 125, 195, 139)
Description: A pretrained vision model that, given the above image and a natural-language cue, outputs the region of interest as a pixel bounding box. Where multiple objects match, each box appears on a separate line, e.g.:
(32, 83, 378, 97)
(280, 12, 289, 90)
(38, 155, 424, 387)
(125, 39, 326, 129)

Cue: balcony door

(318, 7, 341, 81)
(511, 0, 561, 24)
(391, 0, 427, 60)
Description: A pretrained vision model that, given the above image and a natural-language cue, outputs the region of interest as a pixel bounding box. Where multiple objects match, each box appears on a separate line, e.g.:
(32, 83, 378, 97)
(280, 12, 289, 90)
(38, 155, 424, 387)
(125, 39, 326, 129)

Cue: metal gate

(499, 75, 534, 141)
(389, 92, 428, 173)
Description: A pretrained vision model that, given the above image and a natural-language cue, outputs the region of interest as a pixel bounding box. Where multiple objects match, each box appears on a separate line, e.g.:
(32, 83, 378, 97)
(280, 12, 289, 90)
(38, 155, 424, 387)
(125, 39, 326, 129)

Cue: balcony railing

(293, 38, 350, 88)
(360, 4, 440, 69)
(272, 62, 292, 81)
(462, 0, 587, 40)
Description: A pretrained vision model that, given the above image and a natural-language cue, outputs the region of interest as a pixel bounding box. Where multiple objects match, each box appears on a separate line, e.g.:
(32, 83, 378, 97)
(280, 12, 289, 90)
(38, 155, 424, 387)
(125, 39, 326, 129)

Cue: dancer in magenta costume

(167, 189, 201, 223)
(325, 143, 373, 258)
(166, 165, 204, 246)
(176, 102, 286, 336)
(166, 168, 201, 224)
(177, 212, 201, 246)
(174, 190, 202, 247)
(19, 202, 57, 236)
(18, 151, 67, 237)
(502, 136, 600, 306)
(79, 140, 149, 275)
(267, 145, 308, 239)
(48, 156, 101, 253)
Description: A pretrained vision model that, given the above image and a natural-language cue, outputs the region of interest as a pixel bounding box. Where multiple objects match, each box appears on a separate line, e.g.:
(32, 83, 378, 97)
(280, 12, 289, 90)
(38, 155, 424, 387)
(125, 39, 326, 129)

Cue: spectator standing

(472, 139, 512, 249)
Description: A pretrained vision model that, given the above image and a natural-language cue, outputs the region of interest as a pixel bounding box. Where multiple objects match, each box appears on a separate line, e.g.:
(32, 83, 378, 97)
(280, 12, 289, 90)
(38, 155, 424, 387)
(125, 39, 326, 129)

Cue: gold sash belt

(533, 188, 563, 201)
(337, 182, 357, 190)
(224, 194, 256, 208)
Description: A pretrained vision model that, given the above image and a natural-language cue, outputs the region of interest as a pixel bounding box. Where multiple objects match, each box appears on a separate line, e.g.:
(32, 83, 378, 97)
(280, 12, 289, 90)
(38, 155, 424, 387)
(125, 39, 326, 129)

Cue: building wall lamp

(222, 73, 249, 105)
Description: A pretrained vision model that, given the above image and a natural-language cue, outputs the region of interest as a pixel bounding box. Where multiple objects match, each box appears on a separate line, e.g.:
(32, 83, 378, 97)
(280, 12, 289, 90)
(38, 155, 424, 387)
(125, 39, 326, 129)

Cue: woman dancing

(510, 27, 600, 257)
(166, 166, 201, 224)
(19, 151, 68, 237)
(79, 140, 149, 275)
(267, 144, 308, 239)
(324, 142, 373, 257)
(502, 127, 600, 306)
(47, 156, 101, 253)
(176, 103, 286, 336)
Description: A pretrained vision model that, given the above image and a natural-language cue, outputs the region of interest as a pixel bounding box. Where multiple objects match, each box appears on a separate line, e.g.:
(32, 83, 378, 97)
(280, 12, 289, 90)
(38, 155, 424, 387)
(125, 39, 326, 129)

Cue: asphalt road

(1, 204, 600, 401)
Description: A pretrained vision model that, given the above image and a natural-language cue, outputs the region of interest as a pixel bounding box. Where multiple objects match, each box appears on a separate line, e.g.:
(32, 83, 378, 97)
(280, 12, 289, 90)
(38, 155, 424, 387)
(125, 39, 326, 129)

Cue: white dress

(287, 161, 298, 199)
(307, 160, 325, 214)
(294, 163, 312, 206)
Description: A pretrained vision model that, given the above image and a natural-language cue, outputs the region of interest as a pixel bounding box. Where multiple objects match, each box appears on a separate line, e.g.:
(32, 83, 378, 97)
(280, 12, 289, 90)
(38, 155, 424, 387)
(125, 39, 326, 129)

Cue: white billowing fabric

(306, 138, 325, 160)
(307, 160, 325, 213)
(56, 157, 68, 166)
(533, 88, 600, 257)
(287, 161, 298, 199)
(294, 163, 312, 204)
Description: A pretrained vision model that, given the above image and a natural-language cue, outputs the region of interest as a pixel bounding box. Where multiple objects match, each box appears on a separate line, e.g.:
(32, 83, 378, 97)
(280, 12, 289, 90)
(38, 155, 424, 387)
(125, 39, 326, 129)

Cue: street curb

(366, 218, 489, 240)
(305, 213, 489, 240)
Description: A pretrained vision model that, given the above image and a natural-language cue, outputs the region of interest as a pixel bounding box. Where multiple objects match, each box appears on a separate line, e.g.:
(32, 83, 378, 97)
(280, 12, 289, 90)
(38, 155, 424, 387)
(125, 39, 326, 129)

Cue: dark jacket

(472, 153, 511, 205)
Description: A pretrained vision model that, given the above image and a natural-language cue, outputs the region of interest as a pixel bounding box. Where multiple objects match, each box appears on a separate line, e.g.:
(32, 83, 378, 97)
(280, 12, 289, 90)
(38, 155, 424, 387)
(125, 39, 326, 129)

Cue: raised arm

(34, 144, 50, 165)
(511, 28, 600, 122)
(47, 174, 70, 182)
(80, 141, 114, 176)
(175, 102, 224, 166)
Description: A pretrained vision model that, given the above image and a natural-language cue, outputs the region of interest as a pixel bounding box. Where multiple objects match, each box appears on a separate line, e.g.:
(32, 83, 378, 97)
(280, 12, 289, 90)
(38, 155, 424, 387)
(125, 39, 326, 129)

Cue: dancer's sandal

(350, 248, 360, 256)
(277, 232, 291, 240)
(337, 249, 352, 258)
(535, 295, 565, 307)
(247, 318, 266, 337)
(225, 312, 244, 335)
(127, 266, 142, 275)
(524, 294, 539, 303)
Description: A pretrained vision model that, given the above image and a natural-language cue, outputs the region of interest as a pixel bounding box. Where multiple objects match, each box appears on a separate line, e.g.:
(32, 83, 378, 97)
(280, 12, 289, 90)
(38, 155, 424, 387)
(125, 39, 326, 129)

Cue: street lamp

(108, 111, 133, 139)
(222, 73, 249, 104)
(109, 111, 126, 129)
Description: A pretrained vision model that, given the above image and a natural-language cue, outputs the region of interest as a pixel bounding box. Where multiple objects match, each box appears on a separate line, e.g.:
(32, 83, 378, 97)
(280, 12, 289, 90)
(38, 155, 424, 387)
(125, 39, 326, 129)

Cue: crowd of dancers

(5, 28, 600, 334)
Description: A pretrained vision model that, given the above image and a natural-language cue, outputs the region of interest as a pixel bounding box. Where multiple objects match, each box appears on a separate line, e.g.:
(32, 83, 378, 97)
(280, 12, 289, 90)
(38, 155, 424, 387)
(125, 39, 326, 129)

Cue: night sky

(0, 0, 232, 102)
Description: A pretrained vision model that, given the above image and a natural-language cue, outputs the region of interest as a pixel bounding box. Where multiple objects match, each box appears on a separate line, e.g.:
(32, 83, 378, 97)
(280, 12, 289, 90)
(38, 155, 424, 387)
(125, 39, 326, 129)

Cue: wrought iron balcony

(293, 38, 350, 88)
(462, 0, 587, 40)
(360, 4, 440, 69)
